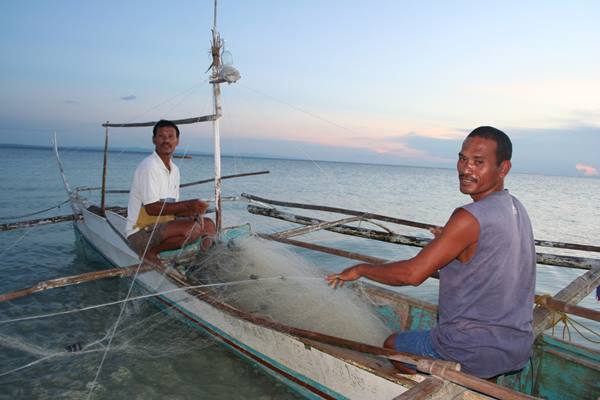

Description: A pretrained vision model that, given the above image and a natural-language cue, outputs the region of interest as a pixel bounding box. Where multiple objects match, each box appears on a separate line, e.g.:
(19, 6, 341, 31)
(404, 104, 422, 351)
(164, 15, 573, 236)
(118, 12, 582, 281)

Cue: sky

(1, 0, 599, 177)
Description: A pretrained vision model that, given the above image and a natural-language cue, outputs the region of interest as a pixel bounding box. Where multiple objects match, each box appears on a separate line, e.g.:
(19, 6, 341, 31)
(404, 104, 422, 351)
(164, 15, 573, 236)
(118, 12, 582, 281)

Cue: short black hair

(153, 119, 180, 138)
(467, 126, 512, 164)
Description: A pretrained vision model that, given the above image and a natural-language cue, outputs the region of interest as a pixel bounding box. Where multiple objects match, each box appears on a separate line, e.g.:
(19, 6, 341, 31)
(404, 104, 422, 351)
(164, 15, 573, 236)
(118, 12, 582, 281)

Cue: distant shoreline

(1, 142, 596, 179)
(0, 142, 438, 171)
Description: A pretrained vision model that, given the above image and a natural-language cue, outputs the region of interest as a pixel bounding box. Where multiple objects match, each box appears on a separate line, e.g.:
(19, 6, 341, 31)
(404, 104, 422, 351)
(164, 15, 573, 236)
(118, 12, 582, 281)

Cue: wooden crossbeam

(102, 114, 216, 128)
(272, 216, 363, 239)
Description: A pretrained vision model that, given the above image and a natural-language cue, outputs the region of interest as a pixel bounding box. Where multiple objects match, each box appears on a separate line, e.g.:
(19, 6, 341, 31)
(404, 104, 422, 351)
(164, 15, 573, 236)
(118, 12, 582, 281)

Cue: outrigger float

(1, 1, 599, 399)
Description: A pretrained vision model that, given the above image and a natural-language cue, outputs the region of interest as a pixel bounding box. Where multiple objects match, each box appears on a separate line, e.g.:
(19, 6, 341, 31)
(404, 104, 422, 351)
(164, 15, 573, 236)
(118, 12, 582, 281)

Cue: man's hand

(325, 264, 366, 289)
(429, 226, 443, 238)
(187, 199, 209, 215)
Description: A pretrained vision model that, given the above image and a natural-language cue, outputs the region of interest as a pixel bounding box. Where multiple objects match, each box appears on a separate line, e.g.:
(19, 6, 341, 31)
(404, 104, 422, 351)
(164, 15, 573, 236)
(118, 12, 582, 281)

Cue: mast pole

(100, 123, 109, 215)
(211, 0, 223, 234)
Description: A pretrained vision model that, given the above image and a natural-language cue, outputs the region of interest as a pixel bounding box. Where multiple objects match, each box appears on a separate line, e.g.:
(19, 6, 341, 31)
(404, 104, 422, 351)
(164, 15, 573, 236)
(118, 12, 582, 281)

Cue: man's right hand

(325, 264, 366, 289)
(186, 199, 209, 215)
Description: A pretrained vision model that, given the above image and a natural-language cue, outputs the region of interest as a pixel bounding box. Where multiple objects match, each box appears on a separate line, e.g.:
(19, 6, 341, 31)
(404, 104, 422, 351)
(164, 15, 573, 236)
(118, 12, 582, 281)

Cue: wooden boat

(2, 2, 599, 399)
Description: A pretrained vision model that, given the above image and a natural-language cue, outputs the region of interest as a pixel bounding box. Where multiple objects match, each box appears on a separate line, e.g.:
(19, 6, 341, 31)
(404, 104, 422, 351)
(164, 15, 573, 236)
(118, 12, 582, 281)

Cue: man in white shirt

(126, 120, 215, 266)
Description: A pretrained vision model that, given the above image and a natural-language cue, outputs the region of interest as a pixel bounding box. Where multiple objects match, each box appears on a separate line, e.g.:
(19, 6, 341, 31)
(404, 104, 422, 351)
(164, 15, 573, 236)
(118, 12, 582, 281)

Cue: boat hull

(72, 200, 414, 399)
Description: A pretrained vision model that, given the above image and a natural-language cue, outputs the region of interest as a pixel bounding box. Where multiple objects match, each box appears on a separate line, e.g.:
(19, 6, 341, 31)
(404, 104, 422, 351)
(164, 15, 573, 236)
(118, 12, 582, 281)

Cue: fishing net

(0, 233, 394, 399)
(184, 235, 392, 346)
(0, 291, 217, 399)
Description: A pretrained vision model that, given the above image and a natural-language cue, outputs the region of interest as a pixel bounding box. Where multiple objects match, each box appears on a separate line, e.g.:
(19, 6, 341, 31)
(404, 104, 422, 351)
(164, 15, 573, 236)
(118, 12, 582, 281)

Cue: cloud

(575, 163, 599, 176)
(120, 95, 137, 101)
(64, 99, 78, 104)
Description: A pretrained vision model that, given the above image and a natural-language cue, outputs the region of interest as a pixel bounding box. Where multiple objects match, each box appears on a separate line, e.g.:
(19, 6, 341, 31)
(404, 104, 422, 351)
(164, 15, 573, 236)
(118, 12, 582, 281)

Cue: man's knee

(190, 217, 215, 239)
(383, 333, 397, 350)
(202, 217, 216, 233)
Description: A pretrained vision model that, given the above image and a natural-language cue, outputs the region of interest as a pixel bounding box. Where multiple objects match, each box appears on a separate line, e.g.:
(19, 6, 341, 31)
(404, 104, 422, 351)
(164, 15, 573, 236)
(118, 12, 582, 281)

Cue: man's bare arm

(326, 209, 479, 287)
(144, 199, 208, 217)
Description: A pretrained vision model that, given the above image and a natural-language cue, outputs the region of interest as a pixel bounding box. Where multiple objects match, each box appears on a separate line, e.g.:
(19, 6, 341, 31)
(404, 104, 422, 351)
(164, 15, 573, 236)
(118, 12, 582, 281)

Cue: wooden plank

(272, 216, 363, 239)
(392, 377, 444, 400)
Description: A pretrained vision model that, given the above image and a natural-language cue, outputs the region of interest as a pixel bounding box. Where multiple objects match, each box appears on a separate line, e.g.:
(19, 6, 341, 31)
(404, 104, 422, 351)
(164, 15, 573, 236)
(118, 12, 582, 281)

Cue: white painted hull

(72, 197, 411, 399)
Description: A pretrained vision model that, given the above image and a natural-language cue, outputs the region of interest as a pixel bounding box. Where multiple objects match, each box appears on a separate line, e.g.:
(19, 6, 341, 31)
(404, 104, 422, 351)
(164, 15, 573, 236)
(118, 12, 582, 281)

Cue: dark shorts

(393, 330, 444, 360)
(127, 223, 168, 255)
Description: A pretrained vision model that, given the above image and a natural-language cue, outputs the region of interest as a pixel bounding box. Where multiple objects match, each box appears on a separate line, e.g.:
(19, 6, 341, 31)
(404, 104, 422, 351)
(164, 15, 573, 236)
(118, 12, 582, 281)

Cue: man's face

(457, 136, 510, 201)
(153, 126, 179, 157)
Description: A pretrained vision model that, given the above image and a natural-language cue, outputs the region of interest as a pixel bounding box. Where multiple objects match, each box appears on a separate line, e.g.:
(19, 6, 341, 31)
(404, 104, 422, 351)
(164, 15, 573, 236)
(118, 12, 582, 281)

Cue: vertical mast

(211, 0, 223, 234)
(100, 123, 109, 215)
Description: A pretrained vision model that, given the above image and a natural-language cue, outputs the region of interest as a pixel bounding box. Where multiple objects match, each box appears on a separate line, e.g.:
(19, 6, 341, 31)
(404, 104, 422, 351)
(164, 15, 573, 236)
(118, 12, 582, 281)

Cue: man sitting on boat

(125, 119, 216, 266)
(327, 126, 536, 378)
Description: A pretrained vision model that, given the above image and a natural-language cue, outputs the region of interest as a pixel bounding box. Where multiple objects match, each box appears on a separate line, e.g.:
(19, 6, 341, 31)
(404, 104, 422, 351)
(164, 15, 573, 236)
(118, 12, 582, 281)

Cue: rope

(563, 316, 600, 344)
(0, 302, 184, 378)
(535, 296, 600, 344)
(232, 83, 350, 196)
(0, 229, 32, 258)
(0, 199, 70, 220)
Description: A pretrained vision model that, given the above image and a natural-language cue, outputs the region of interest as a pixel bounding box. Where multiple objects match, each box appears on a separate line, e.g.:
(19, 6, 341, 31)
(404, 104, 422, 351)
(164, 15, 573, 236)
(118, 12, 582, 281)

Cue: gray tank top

(431, 190, 536, 378)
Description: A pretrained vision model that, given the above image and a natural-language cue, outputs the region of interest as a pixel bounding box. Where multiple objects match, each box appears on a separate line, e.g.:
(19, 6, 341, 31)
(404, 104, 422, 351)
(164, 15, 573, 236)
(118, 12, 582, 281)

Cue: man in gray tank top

(327, 126, 536, 378)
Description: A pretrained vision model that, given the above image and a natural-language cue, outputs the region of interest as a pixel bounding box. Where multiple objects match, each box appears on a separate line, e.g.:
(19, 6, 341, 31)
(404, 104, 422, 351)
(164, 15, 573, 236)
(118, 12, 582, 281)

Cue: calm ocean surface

(1, 145, 599, 399)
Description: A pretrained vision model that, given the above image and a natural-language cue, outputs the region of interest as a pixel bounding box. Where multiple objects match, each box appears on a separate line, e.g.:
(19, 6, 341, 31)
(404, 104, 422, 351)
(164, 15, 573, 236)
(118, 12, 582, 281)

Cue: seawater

(1, 145, 599, 399)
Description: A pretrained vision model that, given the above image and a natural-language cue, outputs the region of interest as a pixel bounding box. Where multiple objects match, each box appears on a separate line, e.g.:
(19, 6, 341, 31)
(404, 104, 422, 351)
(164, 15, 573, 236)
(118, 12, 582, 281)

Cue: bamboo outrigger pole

(243, 193, 600, 253)
(0, 264, 151, 303)
(76, 171, 270, 194)
(249, 205, 600, 270)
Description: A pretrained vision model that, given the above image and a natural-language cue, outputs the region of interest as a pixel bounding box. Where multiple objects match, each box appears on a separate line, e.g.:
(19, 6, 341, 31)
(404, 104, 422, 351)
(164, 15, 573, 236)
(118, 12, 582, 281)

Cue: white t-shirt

(126, 151, 180, 237)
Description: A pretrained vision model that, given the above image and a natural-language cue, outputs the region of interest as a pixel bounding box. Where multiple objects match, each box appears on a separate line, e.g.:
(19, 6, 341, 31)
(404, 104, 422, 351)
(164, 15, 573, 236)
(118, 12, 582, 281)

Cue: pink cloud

(575, 163, 598, 176)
